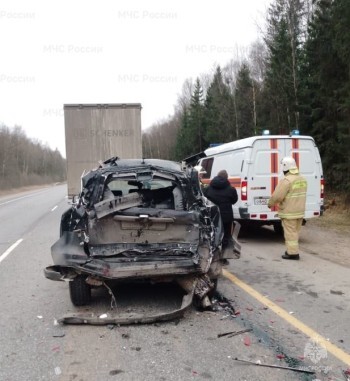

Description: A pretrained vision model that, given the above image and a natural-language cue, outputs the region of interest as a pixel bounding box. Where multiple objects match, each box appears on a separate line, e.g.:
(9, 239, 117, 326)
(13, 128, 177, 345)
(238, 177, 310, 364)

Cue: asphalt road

(0, 185, 349, 381)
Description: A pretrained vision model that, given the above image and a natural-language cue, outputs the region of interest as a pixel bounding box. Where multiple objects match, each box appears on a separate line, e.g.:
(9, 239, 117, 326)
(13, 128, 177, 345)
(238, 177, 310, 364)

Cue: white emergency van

(198, 134, 324, 234)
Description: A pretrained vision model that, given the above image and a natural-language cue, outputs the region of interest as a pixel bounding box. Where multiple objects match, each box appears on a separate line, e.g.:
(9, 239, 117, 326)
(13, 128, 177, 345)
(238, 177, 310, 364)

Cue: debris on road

(330, 289, 344, 295)
(54, 367, 62, 376)
(58, 285, 195, 325)
(211, 293, 237, 317)
(217, 328, 252, 338)
(233, 357, 315, 374)
(243, 336, 251, 346)
(109, 369, 124, 376)
(343, 368, 350, 381)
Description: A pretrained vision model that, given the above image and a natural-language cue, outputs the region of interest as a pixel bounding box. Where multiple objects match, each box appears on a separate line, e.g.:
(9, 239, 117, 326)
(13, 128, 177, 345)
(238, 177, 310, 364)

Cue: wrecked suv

(45, 157, 240, 322)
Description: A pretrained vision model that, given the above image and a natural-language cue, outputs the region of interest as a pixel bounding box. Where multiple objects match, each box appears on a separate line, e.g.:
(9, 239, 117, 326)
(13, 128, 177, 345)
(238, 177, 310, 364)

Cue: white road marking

(0, 189, 50, 207)
(0, 239, 23, 264)
(51, 205, 58, 211)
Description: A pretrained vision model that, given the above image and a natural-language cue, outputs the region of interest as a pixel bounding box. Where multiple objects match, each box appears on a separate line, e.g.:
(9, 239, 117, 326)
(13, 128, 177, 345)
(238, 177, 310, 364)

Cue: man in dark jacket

(204, 170, 238, 248)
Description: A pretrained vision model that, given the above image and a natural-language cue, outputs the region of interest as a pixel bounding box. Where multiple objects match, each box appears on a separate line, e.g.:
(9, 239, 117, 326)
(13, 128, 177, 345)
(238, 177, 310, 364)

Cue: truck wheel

(69, 276, 91, 306)
(274, 222, 284, 236)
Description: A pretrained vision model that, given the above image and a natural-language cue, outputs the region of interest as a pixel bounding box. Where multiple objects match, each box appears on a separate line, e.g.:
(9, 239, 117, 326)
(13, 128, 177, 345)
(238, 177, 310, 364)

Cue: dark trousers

(222, 221, 233, 248)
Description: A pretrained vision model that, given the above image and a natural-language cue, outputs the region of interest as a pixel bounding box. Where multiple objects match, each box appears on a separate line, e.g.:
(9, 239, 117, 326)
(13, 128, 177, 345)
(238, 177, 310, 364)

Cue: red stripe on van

(292, 139, 300, 167)
(228, 178, 241, 188)
(201, 178, 241, 189)
(270, 139, 279, 211)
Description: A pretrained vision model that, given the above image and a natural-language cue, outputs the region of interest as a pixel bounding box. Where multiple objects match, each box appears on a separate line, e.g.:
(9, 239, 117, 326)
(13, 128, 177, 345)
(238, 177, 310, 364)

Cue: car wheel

(69, 276, 91, 306)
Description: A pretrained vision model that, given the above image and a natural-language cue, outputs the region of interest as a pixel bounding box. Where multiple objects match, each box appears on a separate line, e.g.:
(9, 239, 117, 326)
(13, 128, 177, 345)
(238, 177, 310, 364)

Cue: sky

(0, 0, 272, 158)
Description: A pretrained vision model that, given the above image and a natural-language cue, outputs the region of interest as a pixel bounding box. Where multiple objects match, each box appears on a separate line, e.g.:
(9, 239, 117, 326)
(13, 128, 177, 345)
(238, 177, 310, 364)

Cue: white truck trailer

(64, 103, 142, 197)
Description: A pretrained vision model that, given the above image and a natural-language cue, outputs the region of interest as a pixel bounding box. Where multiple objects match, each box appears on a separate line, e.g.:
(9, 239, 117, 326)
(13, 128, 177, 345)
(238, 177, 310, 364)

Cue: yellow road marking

(223, 269, 350, 366)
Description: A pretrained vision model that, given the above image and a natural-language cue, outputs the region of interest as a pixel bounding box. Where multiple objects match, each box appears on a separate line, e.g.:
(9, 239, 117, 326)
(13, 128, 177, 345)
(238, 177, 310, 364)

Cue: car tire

(69, 276, 91, 306)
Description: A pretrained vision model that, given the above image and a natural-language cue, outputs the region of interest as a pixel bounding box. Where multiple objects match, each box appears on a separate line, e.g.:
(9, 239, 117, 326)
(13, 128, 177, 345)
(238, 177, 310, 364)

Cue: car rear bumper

(45, 254, 201, 282)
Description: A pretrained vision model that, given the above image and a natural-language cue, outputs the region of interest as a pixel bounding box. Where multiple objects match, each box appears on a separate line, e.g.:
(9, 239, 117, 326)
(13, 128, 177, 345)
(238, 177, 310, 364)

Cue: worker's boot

(282, 252, 300, 260)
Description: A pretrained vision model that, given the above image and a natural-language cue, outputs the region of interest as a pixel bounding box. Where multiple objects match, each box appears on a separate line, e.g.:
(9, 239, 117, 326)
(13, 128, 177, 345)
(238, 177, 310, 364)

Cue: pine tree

(204, 66, 235, 144)
(235, 63, 256, 138)
(263, 0, 305, 134)
(174, 79, 206, 159)
(188, 78, 206, 152)
(301, 0, 350, 190)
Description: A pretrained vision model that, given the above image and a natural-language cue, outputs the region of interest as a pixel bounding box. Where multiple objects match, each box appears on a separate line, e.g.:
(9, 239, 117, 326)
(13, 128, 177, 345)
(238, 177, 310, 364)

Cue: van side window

(201, 158, 213, 179)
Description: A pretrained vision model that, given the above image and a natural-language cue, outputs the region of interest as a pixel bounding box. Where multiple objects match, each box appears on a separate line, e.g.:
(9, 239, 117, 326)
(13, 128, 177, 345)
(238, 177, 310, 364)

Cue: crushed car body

(44, 157, 241, 324)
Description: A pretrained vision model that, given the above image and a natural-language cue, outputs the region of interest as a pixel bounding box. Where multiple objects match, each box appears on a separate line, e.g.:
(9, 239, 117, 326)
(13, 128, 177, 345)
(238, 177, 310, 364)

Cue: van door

(246, 138, 286, 217)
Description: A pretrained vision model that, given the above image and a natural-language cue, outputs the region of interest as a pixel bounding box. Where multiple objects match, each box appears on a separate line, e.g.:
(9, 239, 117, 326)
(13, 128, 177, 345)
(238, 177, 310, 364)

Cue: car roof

(82, 158, 185, 182)
(104, 158, 182, 172)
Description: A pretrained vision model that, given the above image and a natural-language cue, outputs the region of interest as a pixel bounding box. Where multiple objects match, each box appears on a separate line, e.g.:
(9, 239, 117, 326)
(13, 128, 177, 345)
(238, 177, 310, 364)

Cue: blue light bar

(291, 130, 300, 136)
(209, 143, 223, 147)
(262, 130, 270, 135)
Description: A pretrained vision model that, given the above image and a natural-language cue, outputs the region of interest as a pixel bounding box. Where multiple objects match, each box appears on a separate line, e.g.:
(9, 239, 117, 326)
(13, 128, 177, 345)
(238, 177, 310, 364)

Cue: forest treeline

(0, 125, 66, 190)
(142, 0, 350, 192)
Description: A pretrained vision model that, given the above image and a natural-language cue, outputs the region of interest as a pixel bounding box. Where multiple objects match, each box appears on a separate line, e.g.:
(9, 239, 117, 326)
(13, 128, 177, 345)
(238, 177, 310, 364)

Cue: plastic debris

(243, 336, 251, 346)
(37, 316, 43, 319)
(99, 313, 108, 319)
(54, 367, 61, 376)
(343, 369, 350, 381)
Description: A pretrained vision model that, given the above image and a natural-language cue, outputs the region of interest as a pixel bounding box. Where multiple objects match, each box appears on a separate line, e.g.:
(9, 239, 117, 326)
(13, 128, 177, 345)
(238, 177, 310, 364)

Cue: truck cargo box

(64, 103, 142, 196)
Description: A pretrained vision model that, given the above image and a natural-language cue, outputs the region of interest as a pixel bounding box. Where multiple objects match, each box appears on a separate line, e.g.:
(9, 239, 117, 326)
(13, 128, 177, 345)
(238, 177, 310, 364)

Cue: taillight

(241, 180, 248, 201)
(320, 178, 324, 199)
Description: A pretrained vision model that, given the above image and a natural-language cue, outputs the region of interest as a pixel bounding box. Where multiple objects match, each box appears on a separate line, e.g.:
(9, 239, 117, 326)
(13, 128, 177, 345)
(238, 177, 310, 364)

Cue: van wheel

(69, 276, 91, 306)
(274, 222, 284, 236)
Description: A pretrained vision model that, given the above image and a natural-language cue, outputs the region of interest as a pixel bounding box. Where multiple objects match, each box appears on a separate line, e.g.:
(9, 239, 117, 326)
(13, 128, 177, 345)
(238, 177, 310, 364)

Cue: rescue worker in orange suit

(204, 169, 238, 249)
(268, 157, 307, 260)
